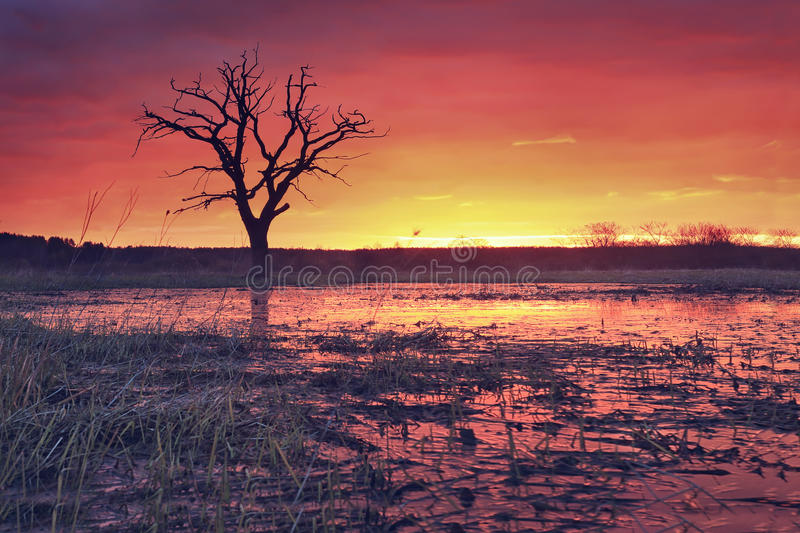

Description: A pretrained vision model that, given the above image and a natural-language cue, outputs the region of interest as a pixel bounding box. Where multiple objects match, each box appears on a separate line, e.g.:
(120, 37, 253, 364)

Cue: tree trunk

(247, 223, 270, 336)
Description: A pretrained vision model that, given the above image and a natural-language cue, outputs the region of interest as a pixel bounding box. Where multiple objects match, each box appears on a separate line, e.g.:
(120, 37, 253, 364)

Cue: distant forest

(2, 231, 800, 279)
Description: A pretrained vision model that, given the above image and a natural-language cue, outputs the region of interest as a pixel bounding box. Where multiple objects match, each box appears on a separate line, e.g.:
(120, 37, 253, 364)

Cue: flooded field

(6, 284, 800, 348)
(2, 284, 800, 531)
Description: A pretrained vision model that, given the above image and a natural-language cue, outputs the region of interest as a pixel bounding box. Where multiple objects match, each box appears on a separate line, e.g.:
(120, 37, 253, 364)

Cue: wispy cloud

(458, 201, 473, 207)
(712, 174, 800, 185)
(649, 187, 722, 200)
(712, 174, 756, 183)
(414, 194, 453, 201)
(512, 134, 576, 147)
(760, 140, 782, 150)
(606, 191, 618, 197)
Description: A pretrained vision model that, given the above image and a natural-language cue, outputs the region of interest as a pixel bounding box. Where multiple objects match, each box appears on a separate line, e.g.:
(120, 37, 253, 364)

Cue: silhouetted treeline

(0, 233, 107, 267)
(2, 232, 800, 279)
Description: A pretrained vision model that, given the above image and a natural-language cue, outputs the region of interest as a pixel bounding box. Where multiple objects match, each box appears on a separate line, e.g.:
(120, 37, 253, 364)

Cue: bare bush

(575, 221, 624, 247)
(638, 221, 671, 246)
(769, 228, 797, 248)
(731, 226, 759, 247)
(671, 222, 733, 246)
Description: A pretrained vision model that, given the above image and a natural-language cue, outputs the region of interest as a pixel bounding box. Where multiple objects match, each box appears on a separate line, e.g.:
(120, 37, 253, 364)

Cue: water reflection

(249, 288, 270, 337)
(10, 284, 800, 353)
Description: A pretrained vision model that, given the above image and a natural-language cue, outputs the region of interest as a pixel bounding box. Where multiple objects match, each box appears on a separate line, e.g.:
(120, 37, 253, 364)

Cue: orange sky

(1, 1, 798, 249)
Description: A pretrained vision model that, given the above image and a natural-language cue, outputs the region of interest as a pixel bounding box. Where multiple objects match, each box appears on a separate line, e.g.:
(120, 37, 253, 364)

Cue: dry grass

(0, 316, 391, 532)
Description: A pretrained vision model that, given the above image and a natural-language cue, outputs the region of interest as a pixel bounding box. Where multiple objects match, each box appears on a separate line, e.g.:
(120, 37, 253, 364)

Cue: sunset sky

(1, 1, 798, 249)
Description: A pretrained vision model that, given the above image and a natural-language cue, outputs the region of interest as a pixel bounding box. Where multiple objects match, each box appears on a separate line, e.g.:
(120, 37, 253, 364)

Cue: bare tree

(671, 222, 733, 246)
(769, 228, 797, 248)
(638, 221, 670, 246)
(575, 221, 624, 248)
(731, 225, 759, 247)
(135, 48, 382, 269)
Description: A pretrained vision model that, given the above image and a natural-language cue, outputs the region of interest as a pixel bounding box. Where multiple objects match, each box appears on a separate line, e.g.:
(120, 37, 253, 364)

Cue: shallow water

(9, 283, 800, 351)
(5, 283, 800, 531)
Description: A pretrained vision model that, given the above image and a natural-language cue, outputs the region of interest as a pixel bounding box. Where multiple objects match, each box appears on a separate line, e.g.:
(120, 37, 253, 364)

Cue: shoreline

(2, 267, 800, 291)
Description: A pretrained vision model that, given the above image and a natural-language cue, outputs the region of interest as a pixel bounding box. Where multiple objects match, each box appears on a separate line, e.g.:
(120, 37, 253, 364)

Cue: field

(1, 281, 800, 531)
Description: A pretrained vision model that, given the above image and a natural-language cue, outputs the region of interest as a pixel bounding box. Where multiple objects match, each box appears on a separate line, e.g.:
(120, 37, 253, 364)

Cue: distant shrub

(769, 228, 797, 248)
(574, 222, 624, 247)
(731, 226, 759, 247)
(671, 222, 734, 246)
(637, 221, 671, 246)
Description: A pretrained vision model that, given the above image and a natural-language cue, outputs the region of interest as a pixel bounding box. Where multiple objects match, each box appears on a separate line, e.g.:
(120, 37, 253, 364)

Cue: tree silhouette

(638, 221, 670, 246)
(672, 222, 733, 246)
(136, 48, 382, 270)
(575, 221, 624, 248)
(770, 228, 797, 248)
